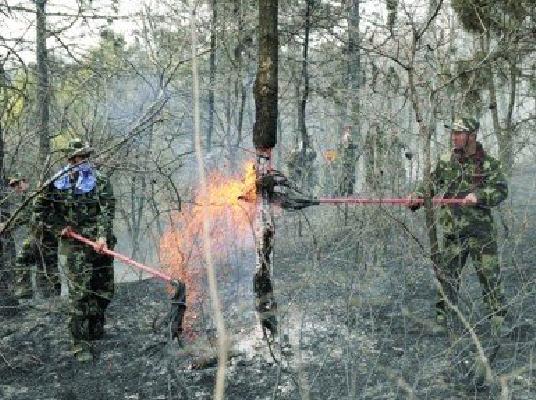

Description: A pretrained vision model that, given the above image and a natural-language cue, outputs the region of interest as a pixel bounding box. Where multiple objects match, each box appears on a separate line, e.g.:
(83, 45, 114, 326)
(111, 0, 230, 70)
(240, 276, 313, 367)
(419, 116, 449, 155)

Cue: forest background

(0, 0, 535, 399)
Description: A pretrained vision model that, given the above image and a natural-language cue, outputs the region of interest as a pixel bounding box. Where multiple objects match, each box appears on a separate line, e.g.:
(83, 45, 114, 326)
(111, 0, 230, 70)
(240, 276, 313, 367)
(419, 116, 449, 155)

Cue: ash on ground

(1, 207, 536, 399)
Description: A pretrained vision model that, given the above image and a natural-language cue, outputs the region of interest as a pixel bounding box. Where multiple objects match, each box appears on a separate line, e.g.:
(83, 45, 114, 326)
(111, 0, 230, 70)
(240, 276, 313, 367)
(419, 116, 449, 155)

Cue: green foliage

(86, 29, 129, 73)
(1, 70, 31, 127)
(455, 54, 490, 88)
(452, 55, 492, 116)
(51, 130, 78, 153)
(451, 0, 532, 33)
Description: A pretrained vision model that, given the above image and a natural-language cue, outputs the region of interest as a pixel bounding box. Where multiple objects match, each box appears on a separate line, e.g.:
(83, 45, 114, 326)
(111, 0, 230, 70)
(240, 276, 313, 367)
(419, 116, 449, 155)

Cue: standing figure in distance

(11, 174, 60, 301)
(0, 175, 29, 313)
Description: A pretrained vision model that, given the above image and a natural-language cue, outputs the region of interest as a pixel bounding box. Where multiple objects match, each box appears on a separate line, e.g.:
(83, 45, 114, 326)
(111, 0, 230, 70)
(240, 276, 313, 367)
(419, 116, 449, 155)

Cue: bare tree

(35, 0, 50, 168)
(207, 0, 217, 152)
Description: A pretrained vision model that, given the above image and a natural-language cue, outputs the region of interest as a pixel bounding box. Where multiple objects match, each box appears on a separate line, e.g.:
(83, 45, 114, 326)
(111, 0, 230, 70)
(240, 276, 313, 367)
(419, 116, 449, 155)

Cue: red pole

(317, 197, 469, 206)
(62, 228, 173, 283)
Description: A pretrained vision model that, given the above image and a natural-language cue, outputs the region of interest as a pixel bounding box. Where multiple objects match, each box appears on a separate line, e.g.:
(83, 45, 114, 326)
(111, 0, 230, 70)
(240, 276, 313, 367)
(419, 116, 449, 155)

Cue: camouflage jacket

(416, 142, 508, 237)
(32, 165, 115, 241)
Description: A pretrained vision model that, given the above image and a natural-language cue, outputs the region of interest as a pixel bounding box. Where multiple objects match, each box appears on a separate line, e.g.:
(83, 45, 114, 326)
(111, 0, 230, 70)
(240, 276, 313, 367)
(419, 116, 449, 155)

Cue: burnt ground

(1, 203, 536, 399)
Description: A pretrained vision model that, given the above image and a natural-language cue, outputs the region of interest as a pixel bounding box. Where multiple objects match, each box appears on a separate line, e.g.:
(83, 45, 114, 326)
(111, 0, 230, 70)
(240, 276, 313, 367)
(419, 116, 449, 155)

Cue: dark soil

(1, 206, 535, 399)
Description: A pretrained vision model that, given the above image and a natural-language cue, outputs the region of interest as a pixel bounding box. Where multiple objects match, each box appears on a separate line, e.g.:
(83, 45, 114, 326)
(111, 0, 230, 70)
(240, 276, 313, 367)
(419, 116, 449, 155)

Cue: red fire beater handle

(61, 227, 173, 283)
(316, 197, 470, 206)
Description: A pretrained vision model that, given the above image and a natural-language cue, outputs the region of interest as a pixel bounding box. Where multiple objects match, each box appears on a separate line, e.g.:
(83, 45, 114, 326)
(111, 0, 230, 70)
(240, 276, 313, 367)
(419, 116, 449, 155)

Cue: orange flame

(159, 161, 256, 334)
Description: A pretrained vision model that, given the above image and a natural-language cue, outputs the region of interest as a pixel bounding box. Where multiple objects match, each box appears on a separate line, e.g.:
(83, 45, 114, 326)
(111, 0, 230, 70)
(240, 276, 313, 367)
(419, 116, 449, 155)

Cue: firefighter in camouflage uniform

(410, 118, 508, 332)
(32, 138, 116, 361)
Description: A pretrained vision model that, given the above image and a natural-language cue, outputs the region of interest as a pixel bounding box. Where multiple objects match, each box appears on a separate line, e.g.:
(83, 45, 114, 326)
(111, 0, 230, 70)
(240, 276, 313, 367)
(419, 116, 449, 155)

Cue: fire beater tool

(252, 169, 471, 210)
(61, 227, 186, 340)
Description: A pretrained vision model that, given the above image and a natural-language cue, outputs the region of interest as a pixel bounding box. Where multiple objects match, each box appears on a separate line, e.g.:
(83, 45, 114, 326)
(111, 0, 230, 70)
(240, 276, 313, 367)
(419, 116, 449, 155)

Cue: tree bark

(407, 38, 439, 268)
(36, 0, 50, 168)
(207, 0, 217, 152)
(298, 0, 311, 150)
(364, 127, 375, 188)
(387, 0, 398, 31)
(253, 0, 278, 337)
(501, 55, 518, 175)
(0, 63, 5, 181)
(253, 0, 278, 149)
(0, 62, 18, 307)
(341, 0, 360, 195)
(484, 32, 517, 175)
(290, 0, 315, 190)
(234, 0, 246, 146)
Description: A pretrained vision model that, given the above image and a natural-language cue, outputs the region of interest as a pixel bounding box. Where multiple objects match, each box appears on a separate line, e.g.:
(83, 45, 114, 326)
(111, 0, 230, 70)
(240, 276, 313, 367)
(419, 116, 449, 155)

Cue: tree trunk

(387, 0, 398, 31)
(253, 0, 278, 337)
(501, 56, 518, 175)
(234, 0, 246, 146)
(408, 39, 439, 268)
(295, 0, 313, 190)
(298, 0, 311, 150)
(364, 127, 375, 188)
(0, 63, 18, 308)
(0, 63, 5, 181)
(225, 77, 233, 164)
(341, 0, 360, 195)
(276, 114, 282, 170)
(294, 75, 300, 146)
(207, 0, 217, 152)
(36, 0, 50, 168)
(484, 32, 517, 175)
(253, 0, 278, 149)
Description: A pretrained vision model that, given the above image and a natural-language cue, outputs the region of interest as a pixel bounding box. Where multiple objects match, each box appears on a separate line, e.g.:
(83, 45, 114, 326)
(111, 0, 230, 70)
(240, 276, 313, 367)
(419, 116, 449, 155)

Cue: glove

(406, 193, 422, 211)
(409, 204, 421, 212)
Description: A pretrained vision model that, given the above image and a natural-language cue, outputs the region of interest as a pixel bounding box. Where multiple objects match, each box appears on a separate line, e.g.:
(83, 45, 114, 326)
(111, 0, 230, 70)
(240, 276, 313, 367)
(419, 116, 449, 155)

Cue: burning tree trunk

(253, 0, 278, 337)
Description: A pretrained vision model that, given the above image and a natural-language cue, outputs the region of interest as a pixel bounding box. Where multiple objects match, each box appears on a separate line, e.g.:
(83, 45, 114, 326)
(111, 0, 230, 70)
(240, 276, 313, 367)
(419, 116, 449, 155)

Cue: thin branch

(415, 0, 444, 41)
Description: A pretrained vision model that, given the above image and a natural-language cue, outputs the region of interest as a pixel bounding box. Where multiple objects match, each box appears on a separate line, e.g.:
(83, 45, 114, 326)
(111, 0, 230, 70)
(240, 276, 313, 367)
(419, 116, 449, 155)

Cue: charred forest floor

(1, 203, 536, 399)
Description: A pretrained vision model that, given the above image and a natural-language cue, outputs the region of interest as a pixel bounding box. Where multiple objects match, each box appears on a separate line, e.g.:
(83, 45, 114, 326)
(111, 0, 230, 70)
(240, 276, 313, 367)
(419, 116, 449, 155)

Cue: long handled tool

(312, 197, 469, 206)
(253, 169, 470, 210)
(61, 227, 186, 340)
(277, 196, 469, 210)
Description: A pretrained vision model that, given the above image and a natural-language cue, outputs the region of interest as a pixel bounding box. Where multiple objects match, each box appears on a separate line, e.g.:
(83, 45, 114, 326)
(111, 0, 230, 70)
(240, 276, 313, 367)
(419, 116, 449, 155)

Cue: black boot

(54, 282, 62, 297)
(88, 313, 105, 340)
(69, 315, 91, 341)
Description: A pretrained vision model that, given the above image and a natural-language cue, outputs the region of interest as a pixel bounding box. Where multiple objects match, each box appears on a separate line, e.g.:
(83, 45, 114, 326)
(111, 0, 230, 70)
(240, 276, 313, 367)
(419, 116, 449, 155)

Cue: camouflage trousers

(59, 237, 114, 342)
(437, 232, 505, 318)
(14, 232, 59, 298)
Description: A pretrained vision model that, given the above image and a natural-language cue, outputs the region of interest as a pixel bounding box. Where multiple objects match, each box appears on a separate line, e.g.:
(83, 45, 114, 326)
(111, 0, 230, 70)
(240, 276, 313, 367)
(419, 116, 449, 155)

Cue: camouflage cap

(65, 138, 93, 160)
(449, 118, 480, 133)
